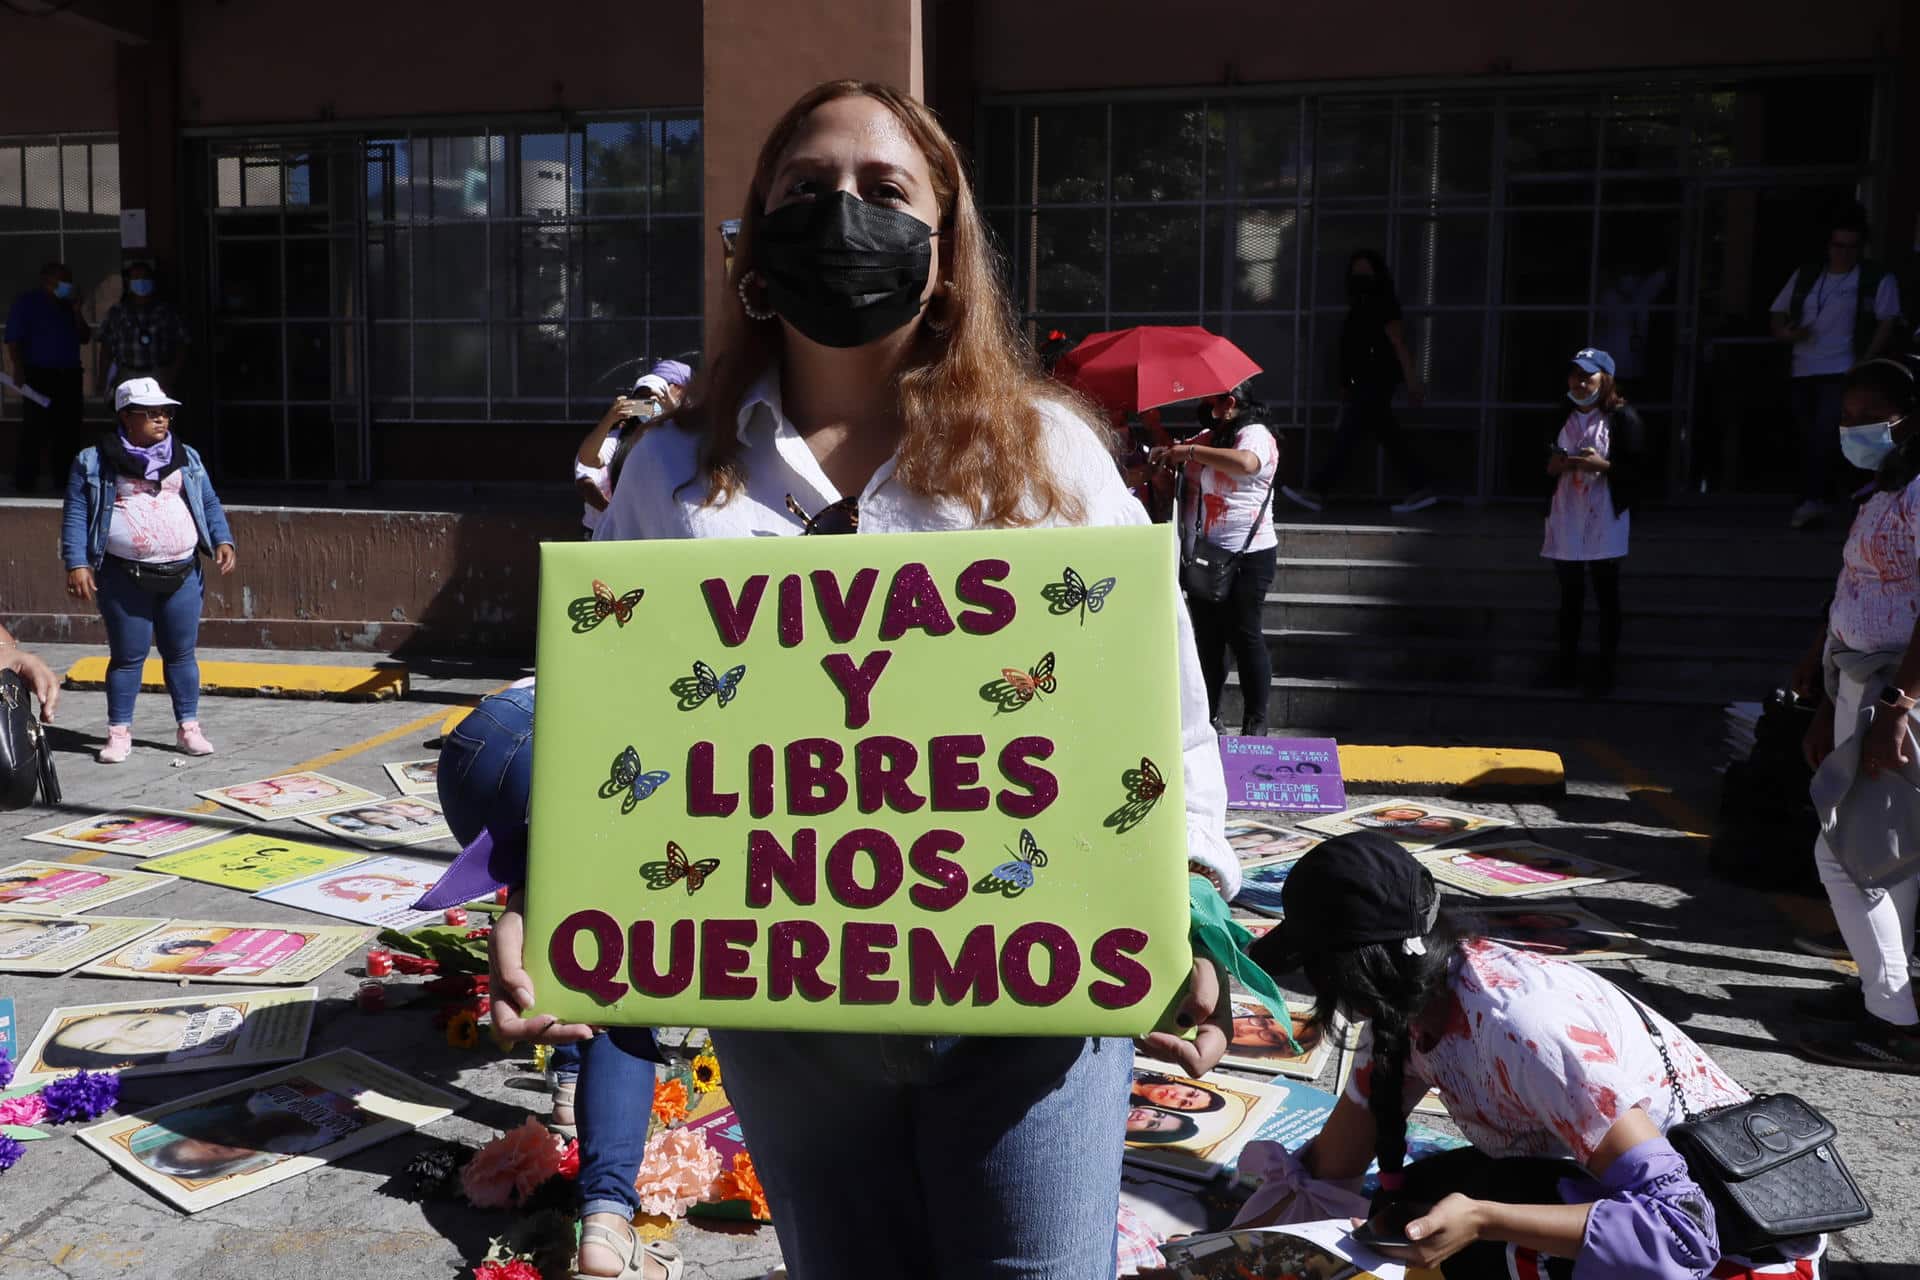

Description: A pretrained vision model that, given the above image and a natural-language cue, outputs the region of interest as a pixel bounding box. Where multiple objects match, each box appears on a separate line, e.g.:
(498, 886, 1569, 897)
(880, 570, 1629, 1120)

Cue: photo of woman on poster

(0, 868, 112, 906)
(39, 1003, 246, 1071)
(0, 917, 92, 958)
(126, 1082, 371, 1187)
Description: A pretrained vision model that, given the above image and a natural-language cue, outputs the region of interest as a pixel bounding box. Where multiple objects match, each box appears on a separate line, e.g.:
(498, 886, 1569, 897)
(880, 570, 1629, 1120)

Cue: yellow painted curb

(64, 656, 408, 701)
(1338, 744, 1564, 794)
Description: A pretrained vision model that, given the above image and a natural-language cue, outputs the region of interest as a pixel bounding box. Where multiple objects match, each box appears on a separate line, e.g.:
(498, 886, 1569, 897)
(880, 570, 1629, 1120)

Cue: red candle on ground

(444, 907, 469, 927)
(356, 980, 387, 1011)
(366, 949, 393, 977)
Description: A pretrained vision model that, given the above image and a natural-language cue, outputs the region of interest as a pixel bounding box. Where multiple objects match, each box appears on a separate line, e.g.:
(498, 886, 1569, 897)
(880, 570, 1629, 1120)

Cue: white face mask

(1568, 387, 1603, 409)
(1840, 418, 1902, 471)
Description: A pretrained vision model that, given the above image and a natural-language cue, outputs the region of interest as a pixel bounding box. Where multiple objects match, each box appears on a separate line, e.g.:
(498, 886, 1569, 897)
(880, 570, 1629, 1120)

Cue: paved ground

(0, 643, 1913, 1278)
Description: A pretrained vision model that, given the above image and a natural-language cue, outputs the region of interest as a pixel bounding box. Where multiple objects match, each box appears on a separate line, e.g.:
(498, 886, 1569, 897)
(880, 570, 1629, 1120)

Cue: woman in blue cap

(1543, 347, 1644, 695)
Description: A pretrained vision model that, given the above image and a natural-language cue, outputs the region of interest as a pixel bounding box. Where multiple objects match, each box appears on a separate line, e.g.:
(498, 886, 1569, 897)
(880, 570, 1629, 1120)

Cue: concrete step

(1262, 592, 1816, 652)
(1223, 672, 1729, 745)
(1272, 558, 1832, 608)
(1265, 628, 1788, 697)
(1274, 520, 1848, 575)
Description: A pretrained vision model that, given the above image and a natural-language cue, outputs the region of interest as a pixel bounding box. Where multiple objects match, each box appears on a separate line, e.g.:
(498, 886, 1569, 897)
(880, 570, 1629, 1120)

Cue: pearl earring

(737, 271, 775, 322)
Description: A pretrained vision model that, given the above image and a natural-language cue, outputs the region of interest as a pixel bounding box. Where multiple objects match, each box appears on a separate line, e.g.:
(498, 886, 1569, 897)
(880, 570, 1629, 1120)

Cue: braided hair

(1302, 910, 1465, 1177)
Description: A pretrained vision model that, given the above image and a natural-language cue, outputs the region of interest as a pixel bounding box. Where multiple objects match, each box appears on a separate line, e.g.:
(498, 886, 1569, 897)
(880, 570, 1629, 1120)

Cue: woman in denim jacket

(60, 378, 236, 763)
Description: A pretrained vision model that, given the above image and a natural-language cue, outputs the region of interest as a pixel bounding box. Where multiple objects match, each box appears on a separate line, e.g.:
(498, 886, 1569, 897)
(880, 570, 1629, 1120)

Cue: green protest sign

(523, 524, 1192, 1035)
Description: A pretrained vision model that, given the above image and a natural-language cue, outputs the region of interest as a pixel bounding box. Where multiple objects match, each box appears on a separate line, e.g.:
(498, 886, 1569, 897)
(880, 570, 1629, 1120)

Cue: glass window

(1110, 103, 1206, 203)
(1313, 109, 1393, 200)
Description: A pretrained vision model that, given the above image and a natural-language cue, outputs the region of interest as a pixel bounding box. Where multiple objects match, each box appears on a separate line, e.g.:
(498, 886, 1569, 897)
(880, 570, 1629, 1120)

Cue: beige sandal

(572, 1221, 681, 1280)
(549, 1077, 578, 1139)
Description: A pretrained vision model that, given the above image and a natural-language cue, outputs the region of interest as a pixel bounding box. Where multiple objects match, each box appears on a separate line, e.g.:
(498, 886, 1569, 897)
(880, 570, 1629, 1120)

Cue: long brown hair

(683, 79, 1088, 525)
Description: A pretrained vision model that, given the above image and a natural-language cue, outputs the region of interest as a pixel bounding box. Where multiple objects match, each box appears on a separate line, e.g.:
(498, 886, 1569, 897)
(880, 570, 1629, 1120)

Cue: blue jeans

(96, 557, 203, 724)
(1792, 373, 1847, 502)
(714, 1029, 1130, 1279)
(437, 684, 657, 1220)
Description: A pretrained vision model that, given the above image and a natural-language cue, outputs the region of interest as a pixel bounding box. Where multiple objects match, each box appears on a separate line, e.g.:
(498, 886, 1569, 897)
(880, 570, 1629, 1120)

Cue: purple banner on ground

(1218, 736, 1345, 813)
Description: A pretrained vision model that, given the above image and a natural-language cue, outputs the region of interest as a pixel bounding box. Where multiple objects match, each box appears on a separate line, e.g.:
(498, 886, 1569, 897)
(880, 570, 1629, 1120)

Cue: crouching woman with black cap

(1245, 832, 1828, 1279)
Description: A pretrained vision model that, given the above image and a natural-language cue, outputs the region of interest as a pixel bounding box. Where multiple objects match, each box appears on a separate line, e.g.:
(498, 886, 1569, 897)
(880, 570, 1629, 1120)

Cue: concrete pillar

(700, 0, 923, 347)
(112, 0, 178, 276)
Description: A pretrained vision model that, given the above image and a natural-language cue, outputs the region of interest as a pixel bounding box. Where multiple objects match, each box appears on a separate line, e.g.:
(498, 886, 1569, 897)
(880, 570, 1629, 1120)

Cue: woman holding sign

(488, 79, 1242, 1280)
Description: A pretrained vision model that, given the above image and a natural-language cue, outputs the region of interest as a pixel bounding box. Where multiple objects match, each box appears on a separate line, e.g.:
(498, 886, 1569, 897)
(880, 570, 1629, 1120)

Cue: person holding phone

(573, 359, 691, 537)
(484, 78, 1241, 1280)
(1543, 347, 1644, 695)
(1245, 832, 1824, 1278)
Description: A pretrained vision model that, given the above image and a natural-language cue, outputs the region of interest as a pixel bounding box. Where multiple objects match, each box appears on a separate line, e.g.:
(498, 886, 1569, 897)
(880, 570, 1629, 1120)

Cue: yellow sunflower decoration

(445, 1009, 481, 1050)
(690, 1049, 723, 1094)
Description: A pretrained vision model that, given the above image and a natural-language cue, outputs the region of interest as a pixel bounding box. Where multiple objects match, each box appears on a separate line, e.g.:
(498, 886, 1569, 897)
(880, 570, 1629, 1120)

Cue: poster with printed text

(1124, 1060, 1285, 1181)
(1297, 799, 1508, 852)
(1217, 736, 1346, 813)
(254, 855, 449, 930)
(81, 920, 371, 985)
(196, 772, 384, 821)
(295, 797, 453, 850)
(0, 914, 168, 975)
(1223, 816, 1322, 868)
(0, 860, 175, 916)
(78, 1048, 462, 1212)
(1465, 901, 1649, 960)
(11, 988, 317, 1086)
(523, 527, 1194, 1036)
(139, 834, 369, 893)
(25, 809, 239, 858)
(382, 759, 441, 797)
(1417, 842, 1635, 899)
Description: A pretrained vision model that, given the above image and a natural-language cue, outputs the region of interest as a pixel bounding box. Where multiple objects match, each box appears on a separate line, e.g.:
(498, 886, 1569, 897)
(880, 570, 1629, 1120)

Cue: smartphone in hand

(1351, 1199, 1433, 1250)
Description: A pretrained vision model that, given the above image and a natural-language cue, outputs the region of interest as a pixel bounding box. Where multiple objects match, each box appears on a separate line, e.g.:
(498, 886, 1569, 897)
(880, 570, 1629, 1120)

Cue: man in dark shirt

(94, 262, 191, 397)
(5, 261, 91, 492)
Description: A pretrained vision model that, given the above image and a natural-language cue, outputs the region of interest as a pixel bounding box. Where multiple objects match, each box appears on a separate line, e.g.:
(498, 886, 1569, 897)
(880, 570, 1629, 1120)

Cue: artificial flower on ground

(461, 1117, 565, 1209)
(396, 1139, 473, 1202)
(0, 1052, 13, 1090)
(633, 1125, 722, 1217)
(555, 1138, 579, 1181)
(0, 1094, 47, 1127)
(446, 1010, 481, 1050)
(650, 1077, 689, 1125)
(531, 1044, 551, 1074)
(40, 1070, 118, 1123)
(472, 1260, 540, 1280)
(0, 1135, 22, 1173)
(710, 1150, 770, 1221)
(689, 1049, 722, 1094)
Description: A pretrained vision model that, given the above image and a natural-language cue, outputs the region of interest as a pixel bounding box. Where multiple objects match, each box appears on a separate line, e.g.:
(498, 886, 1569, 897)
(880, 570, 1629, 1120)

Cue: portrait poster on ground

(254, 855, 449, 930)
(1465, 902, 1649, 961)
(382, 758, 440, 797)
(78, 1048, 463, 1213)
(1297, 800, 1508, 852)
(523, 527, 1195, 1037)
(295, 797, 453, 849)
(1124, 1060, 1285, 1180)
(1217, 736, 1345, 813)
(1156, 1221, 1401, 1280)
(196, 772, 384, 821)
(0, 996, 14, 1063)
(1418, 842, 1635, 899)
(11, 988, 317, 1086)
(1222, 1076, 1467, 1184)
(1232, 854, 1305, 919)
(139, 834, 369, 893)
(0, 860, 175, 916)
(1219, 991, 1334, 1078)
(81, 920, 370, 985)
(1223, 816, 1321, 868)
(0, 914, 167, 975)
(25, 809, 238, 858)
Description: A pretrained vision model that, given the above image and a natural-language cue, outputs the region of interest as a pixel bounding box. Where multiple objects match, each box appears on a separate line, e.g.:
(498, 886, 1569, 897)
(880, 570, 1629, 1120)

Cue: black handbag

(106, 554, 195, 595)
(1178, 448, 1278, 605)
(1629, 997, 1870, 1253)
(0, 669, 61, 811)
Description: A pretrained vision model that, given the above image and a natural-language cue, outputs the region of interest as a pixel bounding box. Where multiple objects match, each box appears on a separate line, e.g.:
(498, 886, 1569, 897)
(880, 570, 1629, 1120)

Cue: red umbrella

(1054, 325, 1262, 414)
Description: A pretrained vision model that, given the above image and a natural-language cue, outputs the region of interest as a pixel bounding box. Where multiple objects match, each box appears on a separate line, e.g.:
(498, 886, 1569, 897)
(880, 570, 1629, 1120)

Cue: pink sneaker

(176, 721, 215, 756)
(97, 724, 133, 764)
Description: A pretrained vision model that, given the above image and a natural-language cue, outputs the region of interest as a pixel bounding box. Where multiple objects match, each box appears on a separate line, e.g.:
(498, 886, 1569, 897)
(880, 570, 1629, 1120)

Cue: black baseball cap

(1246, 831, 1441, 975)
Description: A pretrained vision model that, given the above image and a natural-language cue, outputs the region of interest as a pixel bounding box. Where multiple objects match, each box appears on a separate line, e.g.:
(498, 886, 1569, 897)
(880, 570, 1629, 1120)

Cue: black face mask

(1348, 274, 1380, 298)
(756, 190, 934, 349)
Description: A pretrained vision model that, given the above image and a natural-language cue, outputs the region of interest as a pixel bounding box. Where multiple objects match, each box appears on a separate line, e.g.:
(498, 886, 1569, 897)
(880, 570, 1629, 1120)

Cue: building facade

(2, 0, 1913, 502)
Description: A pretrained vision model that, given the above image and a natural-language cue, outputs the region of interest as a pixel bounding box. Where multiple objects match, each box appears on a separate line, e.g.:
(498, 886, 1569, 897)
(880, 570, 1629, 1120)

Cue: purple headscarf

(116, 431, 174, 481)
(650, 359, 693, 387)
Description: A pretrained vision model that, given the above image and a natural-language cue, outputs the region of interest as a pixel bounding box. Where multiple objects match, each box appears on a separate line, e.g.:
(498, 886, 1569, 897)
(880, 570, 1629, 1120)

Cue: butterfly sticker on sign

(601, 746, 671, 814)
(1105, 757, 1167, 834)
(641, 842, 720, 896)
(1041, 566, 1116, 625)
(980, 651, 1058, 714)
(973, 829, 1049, 899)
(672, 660, 748, 711)
(568, 579, 645, 633)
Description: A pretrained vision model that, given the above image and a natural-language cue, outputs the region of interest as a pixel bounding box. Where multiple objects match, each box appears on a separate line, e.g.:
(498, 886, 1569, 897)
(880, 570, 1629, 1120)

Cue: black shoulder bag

(1629, 997, 1869, 1253)
(1178, 440, 1279, 606)
(0, 669, 62, 811)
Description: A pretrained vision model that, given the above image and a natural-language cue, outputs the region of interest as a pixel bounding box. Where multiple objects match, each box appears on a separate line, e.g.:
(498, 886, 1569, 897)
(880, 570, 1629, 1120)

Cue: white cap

(115, 377, 181, 412)
(632, 374, 672, 398)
